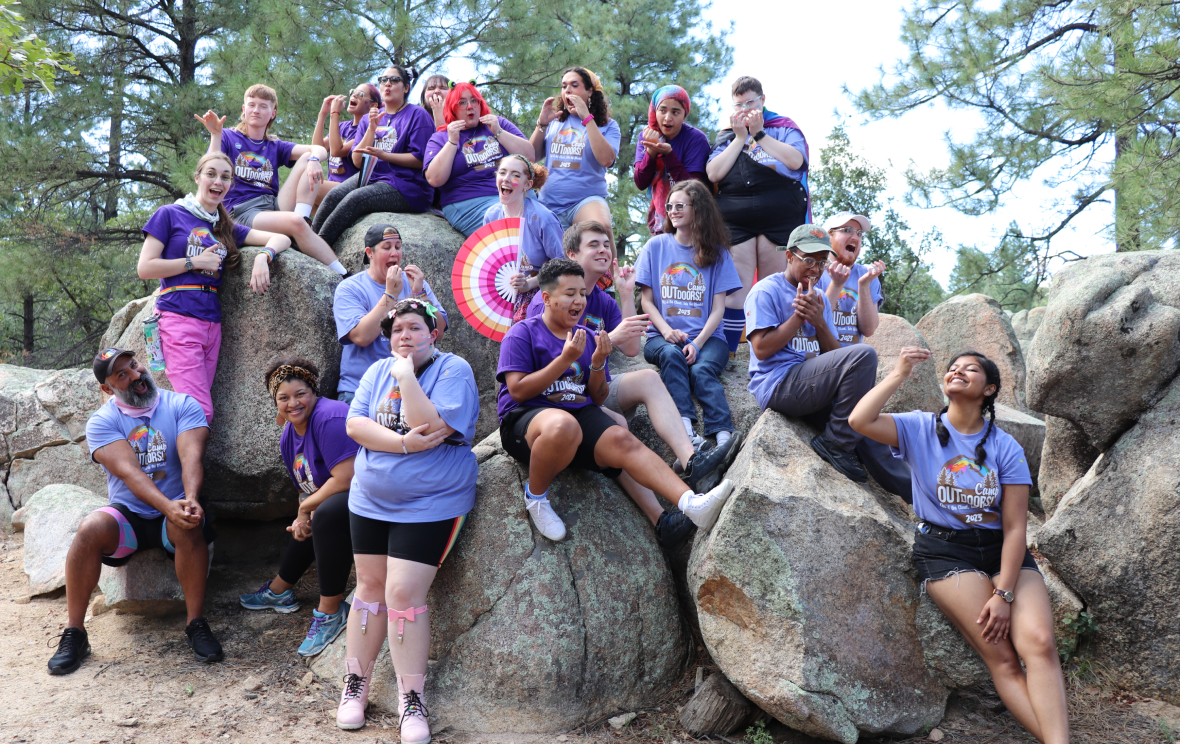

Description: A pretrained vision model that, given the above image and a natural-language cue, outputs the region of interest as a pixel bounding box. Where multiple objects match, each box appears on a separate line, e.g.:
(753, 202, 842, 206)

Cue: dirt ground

(1, 528, 1174, 744)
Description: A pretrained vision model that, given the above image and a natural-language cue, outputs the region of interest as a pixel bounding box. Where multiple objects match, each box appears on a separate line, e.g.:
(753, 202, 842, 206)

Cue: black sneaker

(810, 434, 868, 483)
(47, 627, 90, 675)
(185, 618, 224, 663)
(655, 509, 697, 548)
(681, 431, 744, 492)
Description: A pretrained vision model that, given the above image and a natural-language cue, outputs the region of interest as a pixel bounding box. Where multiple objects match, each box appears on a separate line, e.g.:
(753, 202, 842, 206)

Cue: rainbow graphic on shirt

(185, 227, 224, 277)
(462, 135, 503, 170)
(292, 453, 315, 494)
(550, 126, 586, 169)
(544, 359, 587, 405)
(375, 384, 405, 433)
(375, 123, 399, 152)
(936, 454, 1000, 525)
(832, 285, 860, 344)
(127, 424, 167, 472)
(659, 262, 705, 318)
(234, 151, 274, 188)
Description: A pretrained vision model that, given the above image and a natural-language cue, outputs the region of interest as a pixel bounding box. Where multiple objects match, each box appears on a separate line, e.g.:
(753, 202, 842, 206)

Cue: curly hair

(661, 180, 731, 269)
(192, 152, 241, 271)
(555, 67, 611, 127)
(380, 297, 439, 337)
(936, 351, 1002, 466)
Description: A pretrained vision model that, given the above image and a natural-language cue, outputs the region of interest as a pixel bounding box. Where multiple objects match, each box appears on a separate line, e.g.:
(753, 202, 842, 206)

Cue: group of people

(42, 67, 1069, 744)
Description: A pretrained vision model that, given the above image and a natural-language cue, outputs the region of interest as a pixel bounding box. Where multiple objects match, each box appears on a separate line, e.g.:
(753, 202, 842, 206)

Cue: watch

(184, 257, 194, 272)
(753, 130, 767, 142)
(993, 588, 1014, 603)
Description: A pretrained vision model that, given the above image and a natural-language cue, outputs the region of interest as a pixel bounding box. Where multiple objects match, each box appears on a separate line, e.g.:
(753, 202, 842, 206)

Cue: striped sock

(723, 306, 745, 352)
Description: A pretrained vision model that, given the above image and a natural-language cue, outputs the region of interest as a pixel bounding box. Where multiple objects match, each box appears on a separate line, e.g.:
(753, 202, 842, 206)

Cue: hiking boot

(524, 494, 566, 541)
(298, 605, 348, 657)
(337, 657, 374, 730)
(674, 437, 714, 474)
(680, 479, 734, 530)
(239, 579, 300, 613)
(810, 435, 868, 483)
(398, 674, 432, 744)
(185, 617, 224, 663)
(655, 509, 696, 548)
(680, 431, 744, 492)
(47, 627, 90, 675)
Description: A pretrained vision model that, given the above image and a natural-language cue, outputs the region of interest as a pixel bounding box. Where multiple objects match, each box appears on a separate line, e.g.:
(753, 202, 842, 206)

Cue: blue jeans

(643, 335, 734, 436)
(442, 194, 501, 237)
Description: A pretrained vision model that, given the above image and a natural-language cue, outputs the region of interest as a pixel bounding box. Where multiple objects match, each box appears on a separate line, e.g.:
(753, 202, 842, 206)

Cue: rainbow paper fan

(451, 217, 522, 341)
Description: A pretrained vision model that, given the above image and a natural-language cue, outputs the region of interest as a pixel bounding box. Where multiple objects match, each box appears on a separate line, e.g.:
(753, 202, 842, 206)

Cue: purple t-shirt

(634, 234, 742, 342)
(142, 204, 251, 323)
(496, 317, 610, 421)
(633, 123, 710, 181)
(328, 120, 360, 183)
(890, 410, 1033, 531)
(353, 104, 434, 212)
(483, 198, 565, 273)
(279, 397, 359, 496)
(219, 129, 297, 211)
(424, 118, 525, 206)
(817, 264, 884, 346)
(525, 285, 622, 334)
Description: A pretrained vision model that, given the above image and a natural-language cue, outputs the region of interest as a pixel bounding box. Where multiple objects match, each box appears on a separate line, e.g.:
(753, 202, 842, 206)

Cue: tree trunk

(22, 292, 35, 359)
(104, 43, 124, 222)
(178, 0, 198, 85)
(678, 671, 755, 736)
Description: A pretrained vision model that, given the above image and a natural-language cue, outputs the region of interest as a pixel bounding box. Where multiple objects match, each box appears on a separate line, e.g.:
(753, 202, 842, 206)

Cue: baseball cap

(785, 224, 833, 255)
(822, 211, 871, 233)
(93, 347, 135, 383)
(364, 224, 401, 248)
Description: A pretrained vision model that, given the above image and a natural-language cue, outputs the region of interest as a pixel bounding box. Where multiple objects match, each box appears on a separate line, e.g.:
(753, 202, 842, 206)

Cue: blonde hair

(234, 84, 279, 140)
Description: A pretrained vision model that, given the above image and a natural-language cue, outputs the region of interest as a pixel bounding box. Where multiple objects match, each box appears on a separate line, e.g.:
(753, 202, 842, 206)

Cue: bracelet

(589, 361, 606, 372)
(535, 122, 546, 130)
(308, 156, 320, 162)
(581, 115, 594, 127)
(413, 289, 427, 297)
(383, 291, 398, 302)
(263, 248, 276, 263)
(400, 435, 409, 455)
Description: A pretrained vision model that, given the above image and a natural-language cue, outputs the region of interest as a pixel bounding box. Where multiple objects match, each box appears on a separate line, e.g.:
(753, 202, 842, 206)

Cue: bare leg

(523, 409, 582, 493)
(166, 520, 210, 625)
(276, 152, 323, 213)
(592, 427, 692, 505)
(384, 558, 438, 676)
(725, 236, 759, 309)
(1010, 570, 1070, 744)
(601, 406, 664, 525)
(345, 554, 389, 667)
(269, 575, 293, 593)
(64, 512, 120, 628)
(572, 200, 615, 262)
(249, 210, 339, 267)
(318, 594, 345, 614)
(755, 235, 785, 285)
(615, 369, 695, 466)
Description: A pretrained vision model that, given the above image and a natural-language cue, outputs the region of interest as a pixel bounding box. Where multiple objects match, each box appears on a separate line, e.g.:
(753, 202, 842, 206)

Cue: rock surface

(21, 485, 107, 595)
(7, 443, 106, 511)
(688, 410, 946, 743)
(863, 314, 944, 414)
(1009, 307, 1045, 351)
(99, 543, 214, 616)
(310, 431, 688, 733)
(1025, 251, 1180, 450)
(993, 403, 1045, 491)
(1038, 416, 1099, 515)
(917, 294, 1028, 412)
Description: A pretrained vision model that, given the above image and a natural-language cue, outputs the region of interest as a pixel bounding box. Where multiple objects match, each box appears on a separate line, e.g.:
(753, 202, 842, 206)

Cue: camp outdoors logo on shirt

(936, 455, 1001, 525)
(550, 127, 586, 169)
(128, 425, 167, 481)
(375, 122, 400, 153)
(544, 361, 587, 405)
(292, 453, 316, 495)
(462, 135, 503, 170)
(660, 263, 705, 318)
(374, 386, 407, 434)
(234, 151, 273, 189)
(833, 286, 860, 344)
(186, 228, 225, 278)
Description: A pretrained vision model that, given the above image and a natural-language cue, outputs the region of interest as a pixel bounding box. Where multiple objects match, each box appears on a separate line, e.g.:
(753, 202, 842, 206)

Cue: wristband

(590, 361, 606, 372)
(535, 122, 546, 131)
(308, 156, 320, 162)
(383, 291, 398, 302)
(581, 115, 594, 127)
(413, 288, 427, 297)
(401, 435, 409, 455)
(752, 130, 767, 142)
(263, 248, 276, 263)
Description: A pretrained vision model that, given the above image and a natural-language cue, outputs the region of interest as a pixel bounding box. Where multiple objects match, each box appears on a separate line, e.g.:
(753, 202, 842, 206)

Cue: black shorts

(96, 502, 216, 568)
(499, 405, 622, 479)
(349, 511, 466, 567)
(913, 522, 1040, 588)
(715, 177, 807, 245)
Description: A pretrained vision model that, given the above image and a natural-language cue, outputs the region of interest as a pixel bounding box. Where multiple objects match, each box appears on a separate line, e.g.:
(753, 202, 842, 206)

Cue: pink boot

(336, 657, 374, 730)
(397, 673, 431, 744)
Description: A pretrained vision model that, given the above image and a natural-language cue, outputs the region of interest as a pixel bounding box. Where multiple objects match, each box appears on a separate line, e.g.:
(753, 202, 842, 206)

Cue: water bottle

(143, 314, 166, 372)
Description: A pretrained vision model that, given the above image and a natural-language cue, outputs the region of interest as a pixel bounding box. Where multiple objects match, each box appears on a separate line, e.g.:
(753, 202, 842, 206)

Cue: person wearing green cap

(743, 224, 879, 483)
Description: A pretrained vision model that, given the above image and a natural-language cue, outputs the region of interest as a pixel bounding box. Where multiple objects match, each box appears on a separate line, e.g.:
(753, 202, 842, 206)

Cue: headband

(387, 297, 439, 331)
(267, 365, 319, 400)
(506, 153, 535, 180)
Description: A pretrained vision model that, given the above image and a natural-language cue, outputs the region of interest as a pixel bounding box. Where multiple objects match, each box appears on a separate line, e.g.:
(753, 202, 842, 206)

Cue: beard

(113, 373, 159, 408)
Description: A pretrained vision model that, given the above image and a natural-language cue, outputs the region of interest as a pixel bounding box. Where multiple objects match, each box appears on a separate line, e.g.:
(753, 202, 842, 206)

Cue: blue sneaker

(298, 605, 348, 657)
(239, 580, 300, 613)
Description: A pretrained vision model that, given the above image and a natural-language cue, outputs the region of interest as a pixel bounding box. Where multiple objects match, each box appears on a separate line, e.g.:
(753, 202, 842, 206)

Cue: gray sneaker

(239, 580, 300, 613)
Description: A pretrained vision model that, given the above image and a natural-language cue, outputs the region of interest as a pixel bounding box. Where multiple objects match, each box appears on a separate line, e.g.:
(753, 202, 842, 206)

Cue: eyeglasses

(377, 75, 404, 85)
(829, 226, 867, 238)
(733, 95, 763, 111)
(790, 251, 830, 269)
(348, 89, 370, 100)
(665, 202, 690, 213)
(456, 98, 477, 108)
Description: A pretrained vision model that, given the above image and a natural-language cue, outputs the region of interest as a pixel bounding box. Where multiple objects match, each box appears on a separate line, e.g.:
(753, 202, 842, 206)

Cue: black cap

(364, 223, 401, 248)
(93, 347, 135, 383)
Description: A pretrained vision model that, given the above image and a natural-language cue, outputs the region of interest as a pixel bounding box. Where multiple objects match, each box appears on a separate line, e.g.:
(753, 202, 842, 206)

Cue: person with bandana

(238, 358, 360, 657)
(47, 349, 220, 675)
(137, 152, 292, 423)
(424, 81, 534, 236)
(633, 85, 710, 235)
(334, 299, 479, 743)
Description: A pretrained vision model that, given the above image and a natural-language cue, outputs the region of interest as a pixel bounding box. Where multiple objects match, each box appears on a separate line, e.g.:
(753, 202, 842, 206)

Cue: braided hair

(935, 350, 1001, 467)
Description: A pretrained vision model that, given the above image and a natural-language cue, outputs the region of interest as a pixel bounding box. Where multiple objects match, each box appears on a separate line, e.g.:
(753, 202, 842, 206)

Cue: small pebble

(243, 693, 258, 700)
(608, 712, 637, 730)
(242, 676, 263, 692)
(557, 737, 568, 742)
(928, 728, 945, 742)
(14, 596, 30, 604)
(299, 671, 315, 687)
(116, 718, 138, 727)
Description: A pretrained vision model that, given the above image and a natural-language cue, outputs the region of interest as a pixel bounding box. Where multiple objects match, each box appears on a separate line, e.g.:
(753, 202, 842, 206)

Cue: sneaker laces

(48, 627, 85, 652)
(342, 672, 366, 700)
(187, 618, 217, 645)
(251, 580, 273, 596)
(401, 689, 430, 722)
(305, 614, 327, 640)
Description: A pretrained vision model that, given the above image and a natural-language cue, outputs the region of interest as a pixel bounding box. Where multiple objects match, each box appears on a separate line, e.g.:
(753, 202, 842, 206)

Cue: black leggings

(313, 174, 413, 246)
(276, 490, 354, 597)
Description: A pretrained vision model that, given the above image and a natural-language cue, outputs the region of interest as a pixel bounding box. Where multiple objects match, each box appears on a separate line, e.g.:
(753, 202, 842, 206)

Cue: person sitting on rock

(485, 155, 564, 322)
(526, 220, 739, 546)
(239, 358, 359, 657)
(419, 73, 451, 130)
(311, 83, 381, 205)
(849, 349, 1069, 744)
(744, 224, 878, 483)
(48, 349, 221, 676)
(497, 258, 735, 542)
(424, 82, 534, 236)
(137, 152, 293, 423)
(335, 298, 479, 740)
(334, 223, 449, 405)
(633, 84, 710, 235)
(813, 210, 912, 501)
(195, 84, 348, 277)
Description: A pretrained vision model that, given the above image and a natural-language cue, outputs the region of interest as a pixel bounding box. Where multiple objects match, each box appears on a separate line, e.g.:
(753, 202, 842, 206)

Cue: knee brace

(388, 605, 427, 644)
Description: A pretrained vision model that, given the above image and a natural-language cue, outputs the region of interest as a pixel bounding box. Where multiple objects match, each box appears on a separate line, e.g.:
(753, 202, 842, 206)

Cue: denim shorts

(913, 522, 1039, 590)
(553, 195, 608, 229)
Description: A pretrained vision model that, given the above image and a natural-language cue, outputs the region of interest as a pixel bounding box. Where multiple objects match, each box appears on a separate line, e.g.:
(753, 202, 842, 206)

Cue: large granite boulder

(1036, 373, 1180, 706)
(863, 314, 944, 414)
(688, 411, 946, 743)
(22, 485, 107, 595)
(1038, 416, 1099, 515)
(993, 403, 1045, 491)
(1025, 251, 1180, 451)
(1009, 307, 1045, 351)
(310, 432, 688, 733)
(102, 249, 342, 519)
(8, 443, 106, 511)
(917, 294, 1028, 412)
(99, 543, 214, 616)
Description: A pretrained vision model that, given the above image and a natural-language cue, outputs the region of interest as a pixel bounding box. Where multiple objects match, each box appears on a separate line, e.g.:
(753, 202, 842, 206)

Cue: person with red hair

(424, 82, 534, 236)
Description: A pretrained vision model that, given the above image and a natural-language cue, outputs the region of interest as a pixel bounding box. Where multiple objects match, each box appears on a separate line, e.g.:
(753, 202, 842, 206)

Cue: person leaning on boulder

(48, 349, 222, 676)
(333, 223, 449, 404)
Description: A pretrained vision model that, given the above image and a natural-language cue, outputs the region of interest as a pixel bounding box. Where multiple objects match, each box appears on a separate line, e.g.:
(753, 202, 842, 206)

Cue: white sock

(716, 430, 732, 448)
(681, 489, 694, 501)
(294, 202, 313, 218)
(328, 260, 346, 276)
(526, 482, 548, 500)
(682, 418, 695, 438)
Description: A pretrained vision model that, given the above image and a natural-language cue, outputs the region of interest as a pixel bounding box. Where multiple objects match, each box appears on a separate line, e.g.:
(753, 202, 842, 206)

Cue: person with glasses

(706, 76, 811, 356)
(744, 224, 879, 484)
(633, 85, 710, 235)
(312, 84, 381, 196)
(313, 65, 435, 247)
(636, 181, 745, 457)
(424, 82, 534, 236)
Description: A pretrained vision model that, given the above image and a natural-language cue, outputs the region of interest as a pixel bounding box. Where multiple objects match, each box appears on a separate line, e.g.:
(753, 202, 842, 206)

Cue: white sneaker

(525, 495, 567, 541)
(680, 479, 734, 530)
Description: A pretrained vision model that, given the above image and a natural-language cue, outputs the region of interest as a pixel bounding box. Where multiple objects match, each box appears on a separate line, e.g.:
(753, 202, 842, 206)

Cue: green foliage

(0, 0, 75, 94)
(1058, 610, 1099, 664)
(744, 719, 774, 744)
(949, 228, 1046, 311)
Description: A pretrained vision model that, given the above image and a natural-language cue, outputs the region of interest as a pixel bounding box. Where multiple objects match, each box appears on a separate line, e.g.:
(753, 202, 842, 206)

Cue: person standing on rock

(238, 358, 359, 657)
(525, 220, 739, 546)
(311, 83, 381, 204)
(744, 224, 878, 483)
(633, 84, 710, 235)
(195, 84, 349, 277)
(137, 151, 293, 423)
(335, 298, 479, 741)
(424, 82, 534, 236)
(334, 224, 449, 405)
(497, 258, 735, 543)
(313, 65, 435, 247)
(849, 349, 1069, 744)
(48, 349, 222, 675)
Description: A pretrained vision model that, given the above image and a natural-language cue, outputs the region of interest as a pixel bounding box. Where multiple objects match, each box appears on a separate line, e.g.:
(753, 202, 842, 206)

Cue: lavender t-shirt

(142, 204, 251, 323)
(219, 129, 297, 211)
(817, 264, 884, 346)
(280, 398, 359, 496)
(424, 117, 525, 206)
(496, 317, 610, 421)
(707, 126, 808, 181)
(483, 198, 565, 274)
(525, 285, 622, 334)
(353, 104, 434, 212)
(890, 410, 1033, 531)
(328, 120, 360, 183)
(538, 117, 622, 214)
(634, 234, 742, 342)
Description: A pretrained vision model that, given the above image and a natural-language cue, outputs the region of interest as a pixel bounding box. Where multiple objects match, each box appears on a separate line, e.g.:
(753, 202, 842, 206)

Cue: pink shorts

(158, 310, 221, 422)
